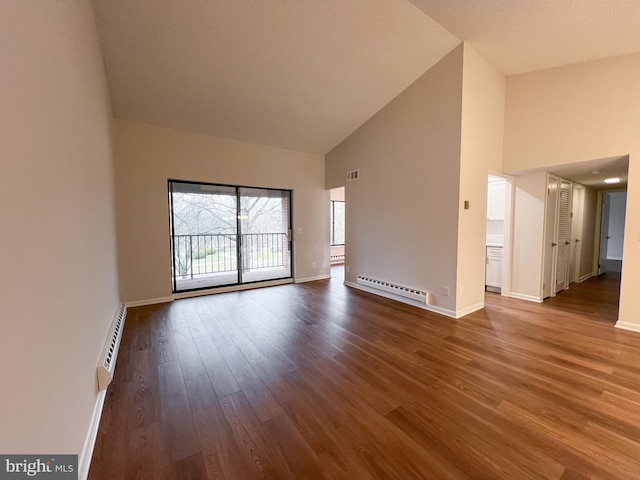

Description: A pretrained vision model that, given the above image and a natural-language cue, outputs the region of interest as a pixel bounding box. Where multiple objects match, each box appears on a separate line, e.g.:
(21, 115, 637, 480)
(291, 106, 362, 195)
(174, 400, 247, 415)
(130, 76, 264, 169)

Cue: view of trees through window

(169, 181, 292, 291)
(330, 200, 345, 245)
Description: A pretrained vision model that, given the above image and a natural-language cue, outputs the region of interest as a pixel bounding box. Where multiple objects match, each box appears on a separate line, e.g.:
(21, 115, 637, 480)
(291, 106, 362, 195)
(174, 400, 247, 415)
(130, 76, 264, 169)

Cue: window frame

(330, 200, 345, 246)
(168, 179, 293, 293)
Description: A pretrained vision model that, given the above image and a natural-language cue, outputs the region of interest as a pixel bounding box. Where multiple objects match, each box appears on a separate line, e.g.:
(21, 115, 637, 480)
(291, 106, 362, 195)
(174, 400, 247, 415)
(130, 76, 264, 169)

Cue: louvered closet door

(555, 180, 572, 293)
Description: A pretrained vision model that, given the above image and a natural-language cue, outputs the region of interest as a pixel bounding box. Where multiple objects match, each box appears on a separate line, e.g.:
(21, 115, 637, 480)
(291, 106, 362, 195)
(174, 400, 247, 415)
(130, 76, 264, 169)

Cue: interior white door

(543, 175, 559, 299)
(569, 185, 584, 283)
(599, 193, 611, 274)
(555, 180, 572, 293)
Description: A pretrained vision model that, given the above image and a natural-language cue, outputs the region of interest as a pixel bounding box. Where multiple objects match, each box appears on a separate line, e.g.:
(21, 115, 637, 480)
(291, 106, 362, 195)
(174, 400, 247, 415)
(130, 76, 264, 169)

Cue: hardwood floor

(88, 269, 640, 479)
(544, 272, 621, 324)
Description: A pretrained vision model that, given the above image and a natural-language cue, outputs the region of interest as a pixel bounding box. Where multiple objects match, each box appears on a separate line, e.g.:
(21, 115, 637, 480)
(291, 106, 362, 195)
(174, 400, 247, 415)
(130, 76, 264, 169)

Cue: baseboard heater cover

(330, 254, 345, 263)
(357, 275, 428, 304)
(97, 303, 127, 391)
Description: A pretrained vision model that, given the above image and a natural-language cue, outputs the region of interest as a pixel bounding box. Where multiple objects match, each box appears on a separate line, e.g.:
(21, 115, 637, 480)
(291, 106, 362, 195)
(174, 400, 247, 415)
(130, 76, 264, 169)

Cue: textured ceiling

(93, 0, 640, 154)
(92, 0, 458, 154)
(410, 0, 640, 75)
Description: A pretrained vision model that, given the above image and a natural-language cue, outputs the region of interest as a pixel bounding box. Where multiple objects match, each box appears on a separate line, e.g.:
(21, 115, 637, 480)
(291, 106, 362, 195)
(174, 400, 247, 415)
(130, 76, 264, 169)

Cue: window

(330, 200, 345, 246)
(168, 180, 292, 292)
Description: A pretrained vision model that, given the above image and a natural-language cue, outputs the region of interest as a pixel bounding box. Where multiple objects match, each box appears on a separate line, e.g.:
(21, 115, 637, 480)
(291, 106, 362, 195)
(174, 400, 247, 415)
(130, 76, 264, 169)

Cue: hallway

(544, 273, 621, 324)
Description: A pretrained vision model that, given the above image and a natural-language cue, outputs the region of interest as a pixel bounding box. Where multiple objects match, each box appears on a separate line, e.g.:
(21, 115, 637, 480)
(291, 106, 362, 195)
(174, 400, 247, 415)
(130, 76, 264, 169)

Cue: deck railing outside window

(173, 233, 288, 279)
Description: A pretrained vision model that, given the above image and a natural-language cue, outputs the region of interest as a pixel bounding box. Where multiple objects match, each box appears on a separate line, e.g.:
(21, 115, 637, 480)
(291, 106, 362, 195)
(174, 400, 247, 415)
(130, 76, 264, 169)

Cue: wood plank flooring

(88, 270, 640, 479)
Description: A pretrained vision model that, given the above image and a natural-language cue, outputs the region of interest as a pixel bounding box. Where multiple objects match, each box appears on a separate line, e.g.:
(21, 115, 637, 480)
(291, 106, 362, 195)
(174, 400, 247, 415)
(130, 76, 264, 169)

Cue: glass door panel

(170, 181, 292, 292)
(170, 182, 238, 291)
(239, 187, 292, 283)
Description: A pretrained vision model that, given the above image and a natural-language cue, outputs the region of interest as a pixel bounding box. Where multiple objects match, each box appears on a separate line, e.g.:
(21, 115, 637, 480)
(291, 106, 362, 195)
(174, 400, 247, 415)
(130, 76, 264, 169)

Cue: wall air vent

(347, 170, 360, 181)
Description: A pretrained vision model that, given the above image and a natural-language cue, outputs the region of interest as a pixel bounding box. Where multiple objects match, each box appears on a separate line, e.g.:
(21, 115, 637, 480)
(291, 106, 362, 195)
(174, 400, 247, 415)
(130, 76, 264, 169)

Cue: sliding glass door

(169, 180, 292, 292)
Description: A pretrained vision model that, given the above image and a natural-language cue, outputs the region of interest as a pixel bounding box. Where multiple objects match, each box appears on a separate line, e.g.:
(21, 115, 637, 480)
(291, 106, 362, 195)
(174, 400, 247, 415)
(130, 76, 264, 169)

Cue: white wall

(330, 188, 345, 201)
(326, 45, 463, 315)
(0, 0, 120, 464)
(114, 119, 328, 303)
(510, 172, 547, 302)
(503, 52, 640, 328)
(458, 45, 506, 314)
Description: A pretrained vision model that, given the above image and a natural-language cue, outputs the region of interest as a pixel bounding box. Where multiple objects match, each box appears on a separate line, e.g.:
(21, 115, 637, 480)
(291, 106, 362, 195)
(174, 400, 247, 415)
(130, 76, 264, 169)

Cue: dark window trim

(168, 179, 293, 294)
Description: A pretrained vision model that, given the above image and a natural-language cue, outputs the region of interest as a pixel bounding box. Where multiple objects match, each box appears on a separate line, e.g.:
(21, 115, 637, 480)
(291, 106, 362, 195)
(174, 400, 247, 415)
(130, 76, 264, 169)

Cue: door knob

(552, 242, 557, 247)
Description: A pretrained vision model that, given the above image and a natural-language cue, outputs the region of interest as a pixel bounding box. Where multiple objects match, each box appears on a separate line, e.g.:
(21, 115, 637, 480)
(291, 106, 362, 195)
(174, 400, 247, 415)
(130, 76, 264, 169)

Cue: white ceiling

(92, 0, 458, 154)
(93, 0, 640, 154)
(548, 155, 629, 189)
(410, 0, 640, 76)
(512, 155, 629, 189)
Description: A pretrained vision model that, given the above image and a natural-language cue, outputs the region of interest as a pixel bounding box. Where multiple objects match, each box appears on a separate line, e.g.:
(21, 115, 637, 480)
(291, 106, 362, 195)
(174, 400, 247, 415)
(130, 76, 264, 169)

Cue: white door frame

(569, 184, 585, 284)
(594, 188, 627, 275)
(487, 171, 514, 298)
(542, 174, 560, 298)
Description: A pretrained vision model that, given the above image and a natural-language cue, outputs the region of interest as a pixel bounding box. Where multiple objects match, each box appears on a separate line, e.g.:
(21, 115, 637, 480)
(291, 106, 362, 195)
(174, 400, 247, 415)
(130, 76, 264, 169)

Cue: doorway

(485, 173, 513, 297)
(168, 180, 292, 292)
(330, 187, 345, 266)
(597, 191, 627, 276)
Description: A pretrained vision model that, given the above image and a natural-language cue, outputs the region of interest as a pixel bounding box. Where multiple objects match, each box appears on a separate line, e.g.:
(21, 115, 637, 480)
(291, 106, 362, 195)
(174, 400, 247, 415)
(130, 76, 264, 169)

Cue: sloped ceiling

(93, 0, 459, 154)
(410, 0, 640, 76)
(93, 0, 640, 154)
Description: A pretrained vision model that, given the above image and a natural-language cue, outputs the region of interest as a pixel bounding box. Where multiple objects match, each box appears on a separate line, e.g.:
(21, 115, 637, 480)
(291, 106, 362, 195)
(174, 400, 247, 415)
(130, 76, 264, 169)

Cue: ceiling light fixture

(604, 177, 621, 184)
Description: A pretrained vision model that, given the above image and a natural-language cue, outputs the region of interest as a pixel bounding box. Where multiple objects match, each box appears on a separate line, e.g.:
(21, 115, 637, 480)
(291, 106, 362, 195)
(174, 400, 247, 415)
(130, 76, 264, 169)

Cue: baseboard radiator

(97, 303, 127, 391)
(357, 275, 428, 304)
(331, 254, 345, 264)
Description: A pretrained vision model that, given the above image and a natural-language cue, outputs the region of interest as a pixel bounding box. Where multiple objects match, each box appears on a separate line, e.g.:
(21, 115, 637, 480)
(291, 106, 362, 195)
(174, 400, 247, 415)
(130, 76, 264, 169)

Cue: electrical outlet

(441, 286, 450, 297)
(345, 266, 350, 273)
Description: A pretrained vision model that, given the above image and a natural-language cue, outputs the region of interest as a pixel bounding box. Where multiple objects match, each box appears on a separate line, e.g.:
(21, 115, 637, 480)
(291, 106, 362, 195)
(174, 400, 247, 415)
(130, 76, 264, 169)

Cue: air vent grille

(347, 170, 360, 181)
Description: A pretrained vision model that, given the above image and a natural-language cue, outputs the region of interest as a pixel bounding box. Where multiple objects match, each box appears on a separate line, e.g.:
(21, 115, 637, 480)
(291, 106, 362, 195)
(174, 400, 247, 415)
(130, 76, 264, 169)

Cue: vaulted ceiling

(410, 0, 640, 76)
(93, 0, 640, 154)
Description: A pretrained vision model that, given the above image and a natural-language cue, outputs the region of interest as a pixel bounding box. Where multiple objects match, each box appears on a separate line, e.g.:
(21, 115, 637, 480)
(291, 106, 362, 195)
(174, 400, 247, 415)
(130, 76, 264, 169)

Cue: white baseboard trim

(579, 273, 593, 283)
(345, 281, 458, 319)
(295, 274, 331, 283)
(79, 378, 107, 480)
(125, 296, 174, 308)
(615, 321, 640, 334)
(509, 292, 543, 303)
(456, 302, 485, 318)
